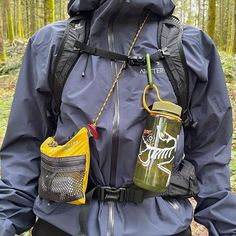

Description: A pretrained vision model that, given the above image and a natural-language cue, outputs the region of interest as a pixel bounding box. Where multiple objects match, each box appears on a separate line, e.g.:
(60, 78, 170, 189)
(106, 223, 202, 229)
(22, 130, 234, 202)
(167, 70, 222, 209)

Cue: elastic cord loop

(142, 84, 161, 113)
(142, 84, 182, 122)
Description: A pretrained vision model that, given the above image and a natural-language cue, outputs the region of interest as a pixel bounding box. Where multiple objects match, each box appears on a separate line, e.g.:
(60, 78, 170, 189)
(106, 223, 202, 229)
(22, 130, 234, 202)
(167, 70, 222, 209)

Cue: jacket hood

(68, 0, 175, 17)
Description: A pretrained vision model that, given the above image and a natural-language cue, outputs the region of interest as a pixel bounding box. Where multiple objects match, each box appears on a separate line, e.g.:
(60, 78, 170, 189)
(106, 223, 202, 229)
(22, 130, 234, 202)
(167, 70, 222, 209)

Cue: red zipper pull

(87, 124, 99, 140)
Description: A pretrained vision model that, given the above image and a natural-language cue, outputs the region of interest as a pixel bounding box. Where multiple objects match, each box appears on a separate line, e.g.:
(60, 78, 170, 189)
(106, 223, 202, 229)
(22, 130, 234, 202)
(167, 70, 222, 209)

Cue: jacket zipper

(107, 19, 118, 236)
(167, 199, 180, 211)
(107, 3, 123, 235)
(108, 24, 120, 188)
(107, 201, 115, 236)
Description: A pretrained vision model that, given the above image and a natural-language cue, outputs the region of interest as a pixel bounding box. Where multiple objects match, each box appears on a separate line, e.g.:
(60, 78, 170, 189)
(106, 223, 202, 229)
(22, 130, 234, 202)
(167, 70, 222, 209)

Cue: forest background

(0, 0, 235, 236)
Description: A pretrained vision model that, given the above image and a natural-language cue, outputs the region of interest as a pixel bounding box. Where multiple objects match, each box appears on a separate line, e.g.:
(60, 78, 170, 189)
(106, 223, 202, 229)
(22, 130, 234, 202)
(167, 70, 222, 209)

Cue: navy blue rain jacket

(0, 0, 236, 235)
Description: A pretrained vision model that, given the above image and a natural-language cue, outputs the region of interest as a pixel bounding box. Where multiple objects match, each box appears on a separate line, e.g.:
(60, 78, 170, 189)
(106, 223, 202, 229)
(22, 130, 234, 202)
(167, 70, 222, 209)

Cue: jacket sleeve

(0, 35, 53, 235)
(183, 27, 236, 235)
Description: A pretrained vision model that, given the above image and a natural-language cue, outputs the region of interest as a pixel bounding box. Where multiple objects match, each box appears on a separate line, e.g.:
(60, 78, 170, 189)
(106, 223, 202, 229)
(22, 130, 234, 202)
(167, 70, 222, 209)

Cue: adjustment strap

(74, 41, 173, 66)
(91, 185, 161, 203)
(125, 186, 163, 203)
(74, 41, 146, 66)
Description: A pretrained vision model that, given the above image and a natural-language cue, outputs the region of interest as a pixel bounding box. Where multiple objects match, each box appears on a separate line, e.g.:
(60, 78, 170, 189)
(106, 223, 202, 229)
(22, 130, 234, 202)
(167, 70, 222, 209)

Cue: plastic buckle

(127, 56, 146, 66)
(98, 186, 126, 202)
(73, 41, 84, 53)
(182, 109, 198, 128)
(159, 47, 170, 57)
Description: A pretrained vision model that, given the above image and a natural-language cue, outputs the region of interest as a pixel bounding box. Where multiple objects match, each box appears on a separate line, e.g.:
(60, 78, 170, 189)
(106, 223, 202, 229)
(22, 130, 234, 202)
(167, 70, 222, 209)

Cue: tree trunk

(17, 0, 23, 38)
(227, 0, 236, 54)
(233, 1, 236, 54)
(23, 0, 30, 38)
(36, 0, 43, 30)
(30, 0, 36, 34)
(219, 0, 224, 49)
(5, 0, 15, 43)
(207, 0, 216, 39)
(197, 0, 201, 27)
(187, 0, 192, 24)
(44, 0, 55, 25)
(202, 0, 206, 30)
(0, 11, 6, 62)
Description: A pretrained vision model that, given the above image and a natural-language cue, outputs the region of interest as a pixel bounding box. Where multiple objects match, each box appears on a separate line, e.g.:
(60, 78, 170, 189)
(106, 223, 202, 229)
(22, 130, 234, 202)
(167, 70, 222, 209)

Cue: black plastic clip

(150, 48, 170, 62)
(97, 186, 126, 202)
(73, 41, 84, 53)
(182, 109, 198, 129)
(159, 47, 170, 57)
(127, 56, 146, 66)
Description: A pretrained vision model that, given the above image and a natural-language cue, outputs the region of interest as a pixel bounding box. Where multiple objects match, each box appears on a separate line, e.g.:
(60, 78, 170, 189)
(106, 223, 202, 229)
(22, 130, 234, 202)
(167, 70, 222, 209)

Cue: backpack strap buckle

(150, 48, 170, 62)
(159, 47, 170, 57)
(95, 186, 126, 202)
(127, 56, 146, 66)
(182, 109, 198, 128)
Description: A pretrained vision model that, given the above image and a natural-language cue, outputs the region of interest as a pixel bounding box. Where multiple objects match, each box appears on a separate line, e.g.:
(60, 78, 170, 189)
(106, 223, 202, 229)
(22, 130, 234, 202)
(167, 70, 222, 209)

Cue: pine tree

(5, 0, 15, 43)
(207, 0, 216, 40)
(0, 10, 6, 62)
(227, 0, 236, 54)
(17, 0, 23, 38)
(44, 0, 55, 25)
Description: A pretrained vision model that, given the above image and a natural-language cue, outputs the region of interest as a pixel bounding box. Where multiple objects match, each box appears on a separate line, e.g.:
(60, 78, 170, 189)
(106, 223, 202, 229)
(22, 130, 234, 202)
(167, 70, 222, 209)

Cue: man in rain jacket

(0, 0, 236, 235)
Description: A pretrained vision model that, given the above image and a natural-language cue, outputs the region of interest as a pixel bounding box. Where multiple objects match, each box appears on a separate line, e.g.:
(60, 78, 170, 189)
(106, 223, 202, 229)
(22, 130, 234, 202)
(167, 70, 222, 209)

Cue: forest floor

(0, 42, 236, 236)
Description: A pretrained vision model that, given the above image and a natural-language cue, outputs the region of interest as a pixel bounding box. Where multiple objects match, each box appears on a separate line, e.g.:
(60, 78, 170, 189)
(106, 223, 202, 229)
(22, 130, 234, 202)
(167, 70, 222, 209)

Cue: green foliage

(220, 52, 236, 82)
(0, 92, 13, 143)
(0, 61, 21, 75)
(0, 41, 25, 75)
(223, 52, 236, 151)
(230, 150, 236, 191)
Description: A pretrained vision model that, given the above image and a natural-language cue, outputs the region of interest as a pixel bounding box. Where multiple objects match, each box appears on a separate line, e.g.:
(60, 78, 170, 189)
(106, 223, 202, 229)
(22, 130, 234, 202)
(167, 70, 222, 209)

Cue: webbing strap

(75, 41, 127, 62)
(78, 187, 97, 234)
(52, 15, 90, 118)
(74, 41, 146, 66)
(157, 16, 189, 121)
(89, 185, 159, 203)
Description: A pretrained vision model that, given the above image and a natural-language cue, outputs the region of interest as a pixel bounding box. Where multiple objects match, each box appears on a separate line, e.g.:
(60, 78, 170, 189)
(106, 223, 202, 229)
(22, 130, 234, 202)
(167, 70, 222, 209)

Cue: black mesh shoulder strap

(157, 16, 189, 123)
(51, 14, 90, 117)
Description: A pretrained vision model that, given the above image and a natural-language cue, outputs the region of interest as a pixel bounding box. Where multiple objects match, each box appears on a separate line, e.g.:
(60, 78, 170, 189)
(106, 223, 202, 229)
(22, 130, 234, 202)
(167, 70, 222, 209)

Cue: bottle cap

(152, 101, 182, 117)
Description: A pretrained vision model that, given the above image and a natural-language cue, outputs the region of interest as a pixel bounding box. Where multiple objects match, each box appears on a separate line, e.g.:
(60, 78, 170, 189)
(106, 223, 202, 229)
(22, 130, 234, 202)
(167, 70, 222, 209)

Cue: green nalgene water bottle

(133, 101, 182, 192)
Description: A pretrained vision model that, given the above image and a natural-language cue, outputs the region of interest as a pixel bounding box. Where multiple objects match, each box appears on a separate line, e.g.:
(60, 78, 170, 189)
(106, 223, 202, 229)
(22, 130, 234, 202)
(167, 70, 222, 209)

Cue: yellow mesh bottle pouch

(38, 127, 90, 205)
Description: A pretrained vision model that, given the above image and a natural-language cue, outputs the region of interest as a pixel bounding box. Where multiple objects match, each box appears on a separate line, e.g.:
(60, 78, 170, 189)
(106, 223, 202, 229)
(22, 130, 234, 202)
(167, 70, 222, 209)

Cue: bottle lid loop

(142, 84, 182, 122)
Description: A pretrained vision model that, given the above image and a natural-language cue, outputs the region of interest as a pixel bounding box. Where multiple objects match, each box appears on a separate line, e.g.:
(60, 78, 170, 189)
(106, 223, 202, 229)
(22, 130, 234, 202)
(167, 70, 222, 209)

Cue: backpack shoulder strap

(51, 14, 90, 118)
(156, 16, 193, 127)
